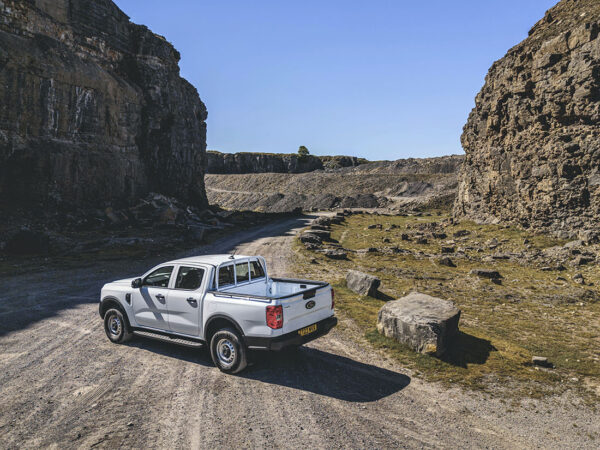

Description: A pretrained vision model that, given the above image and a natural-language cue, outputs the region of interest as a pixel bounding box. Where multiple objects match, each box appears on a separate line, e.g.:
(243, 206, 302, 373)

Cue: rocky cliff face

(0, 0, 208, 211)
(206, 151, 324, 174)
(206, 151, 365, 174)
(455, 0, 600, 238)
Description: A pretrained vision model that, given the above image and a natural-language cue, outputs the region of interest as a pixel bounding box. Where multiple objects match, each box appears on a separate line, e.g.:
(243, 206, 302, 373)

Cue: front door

(167, 265, 205, 336)
(130, 265, 173, 330)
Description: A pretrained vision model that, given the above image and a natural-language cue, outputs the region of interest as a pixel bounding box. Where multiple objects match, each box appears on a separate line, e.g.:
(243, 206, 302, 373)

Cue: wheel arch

(204, 314, 245, 344)
(99, 296, 132, 330)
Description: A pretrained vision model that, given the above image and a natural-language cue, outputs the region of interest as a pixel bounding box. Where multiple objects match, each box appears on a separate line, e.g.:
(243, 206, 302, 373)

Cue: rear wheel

(210, 328, 247, 374)
(104, 308, 132, 344)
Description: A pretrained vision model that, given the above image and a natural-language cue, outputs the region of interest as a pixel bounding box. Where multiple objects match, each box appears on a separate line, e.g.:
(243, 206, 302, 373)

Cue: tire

(104, 308, 132, 344)
(209, 327, 247, 374)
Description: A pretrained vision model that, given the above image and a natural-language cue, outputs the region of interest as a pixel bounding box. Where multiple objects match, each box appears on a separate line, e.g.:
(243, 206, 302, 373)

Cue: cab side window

(235, 262, 250, 283)
(250, 260, 265, 279)
(143, 266, 173, 288)
(175, 266, 205, 290)
(218, 264, 235, 287)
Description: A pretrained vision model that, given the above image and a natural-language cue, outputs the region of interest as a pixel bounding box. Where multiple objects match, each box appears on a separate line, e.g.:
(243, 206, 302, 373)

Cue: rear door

(130, 265, 173, 330)
(280, 286, 333, 334)
(166, 265, 206, 336)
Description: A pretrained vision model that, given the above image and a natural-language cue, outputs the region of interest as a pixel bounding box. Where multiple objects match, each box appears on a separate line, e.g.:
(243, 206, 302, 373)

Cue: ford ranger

(99, 254, 337, 373)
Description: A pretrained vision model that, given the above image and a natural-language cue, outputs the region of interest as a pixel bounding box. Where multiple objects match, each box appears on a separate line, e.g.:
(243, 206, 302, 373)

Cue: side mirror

(131, 278, 142, 289)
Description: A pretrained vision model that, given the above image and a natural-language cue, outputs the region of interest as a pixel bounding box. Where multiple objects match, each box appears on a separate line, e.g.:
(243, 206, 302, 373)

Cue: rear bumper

(245, 316, 338, 351)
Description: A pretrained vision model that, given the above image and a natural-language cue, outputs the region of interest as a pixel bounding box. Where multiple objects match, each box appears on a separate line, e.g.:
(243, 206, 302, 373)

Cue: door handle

(155, 294, 165, 302)
(187, 297, 198, 306)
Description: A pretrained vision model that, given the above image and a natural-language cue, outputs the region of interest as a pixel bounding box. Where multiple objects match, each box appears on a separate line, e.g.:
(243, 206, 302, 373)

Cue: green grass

(294, 212, 600, 401)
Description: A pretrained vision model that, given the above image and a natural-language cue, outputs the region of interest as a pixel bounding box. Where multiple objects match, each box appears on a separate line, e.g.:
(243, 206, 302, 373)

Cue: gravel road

(0, 215, 597, 449)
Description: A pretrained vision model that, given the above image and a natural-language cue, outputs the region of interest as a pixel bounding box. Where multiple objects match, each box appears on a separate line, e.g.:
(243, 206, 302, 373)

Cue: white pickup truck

(99, 254, 337, 373)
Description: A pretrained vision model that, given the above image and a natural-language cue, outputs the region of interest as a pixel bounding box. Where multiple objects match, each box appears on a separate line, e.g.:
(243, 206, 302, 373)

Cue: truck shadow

(125, 338, 410, 402)
(242, 347, 410, 402)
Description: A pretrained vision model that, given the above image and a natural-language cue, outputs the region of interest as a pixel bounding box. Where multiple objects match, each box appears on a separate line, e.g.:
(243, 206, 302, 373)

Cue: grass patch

(294, 212, 600, 400)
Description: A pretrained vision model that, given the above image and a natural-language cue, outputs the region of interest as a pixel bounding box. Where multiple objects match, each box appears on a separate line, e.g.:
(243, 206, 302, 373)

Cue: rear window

(175, 266, 204, 290)
(218, 264, 235, 287)
(250, 260, 265, 279)
(235, 262, 249, 283)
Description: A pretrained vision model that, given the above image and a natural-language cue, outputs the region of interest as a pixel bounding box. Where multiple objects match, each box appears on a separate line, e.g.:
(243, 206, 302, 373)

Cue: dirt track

(0, 216, 597, 449)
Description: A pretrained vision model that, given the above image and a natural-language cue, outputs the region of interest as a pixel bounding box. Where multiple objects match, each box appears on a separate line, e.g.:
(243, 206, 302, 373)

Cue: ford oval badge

(305, 300, 316, 309)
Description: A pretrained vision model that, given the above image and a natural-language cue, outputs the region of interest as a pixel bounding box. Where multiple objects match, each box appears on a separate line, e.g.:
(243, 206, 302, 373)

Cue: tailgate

(280, 286, 333, 334)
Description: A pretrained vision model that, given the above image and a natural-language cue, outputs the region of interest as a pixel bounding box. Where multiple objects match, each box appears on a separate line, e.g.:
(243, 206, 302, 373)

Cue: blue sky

(115, 0, 557, 160)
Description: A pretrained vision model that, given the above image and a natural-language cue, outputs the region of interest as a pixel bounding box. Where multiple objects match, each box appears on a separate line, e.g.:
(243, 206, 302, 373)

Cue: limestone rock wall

(454, 0, 600, 236)
(0, 0, 208, 210)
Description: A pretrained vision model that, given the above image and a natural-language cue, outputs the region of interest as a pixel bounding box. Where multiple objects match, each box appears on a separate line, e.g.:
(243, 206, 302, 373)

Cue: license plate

(298, 324, 317, 336)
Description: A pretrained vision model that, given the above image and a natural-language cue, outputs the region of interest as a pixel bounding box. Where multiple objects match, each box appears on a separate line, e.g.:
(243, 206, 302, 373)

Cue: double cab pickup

(99, 254, 337, 373)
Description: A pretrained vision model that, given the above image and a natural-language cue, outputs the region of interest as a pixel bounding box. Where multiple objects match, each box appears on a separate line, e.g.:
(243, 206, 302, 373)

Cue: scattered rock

(572, 255, 594, 266)
(532, 356, 553, 368)
(377, 292, 461, 357)
(438, 257, 456, 267)
(453, 230, 470, 238)
(320, 249, 348, 260)
(346, 270, 381, 297)
(470, 269, 502, 280)
(573, 273, 585, 284)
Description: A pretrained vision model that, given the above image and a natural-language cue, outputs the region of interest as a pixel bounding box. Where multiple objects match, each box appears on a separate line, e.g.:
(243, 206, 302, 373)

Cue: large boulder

(377, 292, 461, 357)
(346, 270, 381, 297)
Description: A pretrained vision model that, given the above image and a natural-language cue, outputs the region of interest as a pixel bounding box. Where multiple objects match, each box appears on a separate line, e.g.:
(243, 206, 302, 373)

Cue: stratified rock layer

(455, 0, 600, 237)
(0, 0, 208, 210)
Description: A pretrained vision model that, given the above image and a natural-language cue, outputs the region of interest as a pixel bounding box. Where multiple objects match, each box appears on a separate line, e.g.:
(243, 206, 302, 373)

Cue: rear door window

(175, 266, 205, 290)
(250, 260, 265, 279)
(143, 266, 173, 288)
(218, 264, 235, 288)
(235, 262, 250, 283)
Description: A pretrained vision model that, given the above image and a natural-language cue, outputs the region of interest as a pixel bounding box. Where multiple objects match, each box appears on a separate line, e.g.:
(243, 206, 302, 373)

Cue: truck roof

(165, 254, 256, 266)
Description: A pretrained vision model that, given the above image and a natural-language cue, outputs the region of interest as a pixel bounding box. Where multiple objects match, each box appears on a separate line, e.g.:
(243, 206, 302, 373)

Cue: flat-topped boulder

(377, 292, 461, 357)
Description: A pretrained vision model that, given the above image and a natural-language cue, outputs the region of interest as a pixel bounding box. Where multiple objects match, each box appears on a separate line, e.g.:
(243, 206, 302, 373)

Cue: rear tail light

(266, 305, 283, 329)
(331, 288, 335, 310)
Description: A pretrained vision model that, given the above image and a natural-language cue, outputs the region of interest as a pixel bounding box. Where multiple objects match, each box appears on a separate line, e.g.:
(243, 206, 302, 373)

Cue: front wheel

(104, 308, 132, 344)
(209, 328, 247, 374)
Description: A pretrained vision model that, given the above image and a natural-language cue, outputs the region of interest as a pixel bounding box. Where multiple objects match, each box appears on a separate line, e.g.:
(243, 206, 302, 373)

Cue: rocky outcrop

(206, 151, 324, 174)
(455, 0, 600, 237)
(0, 0, 208, 211)
(206, 151, 367, 174)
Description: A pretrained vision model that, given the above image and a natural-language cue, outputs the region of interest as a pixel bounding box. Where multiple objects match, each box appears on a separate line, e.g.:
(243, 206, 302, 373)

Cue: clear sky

(114, 0, 557, 160)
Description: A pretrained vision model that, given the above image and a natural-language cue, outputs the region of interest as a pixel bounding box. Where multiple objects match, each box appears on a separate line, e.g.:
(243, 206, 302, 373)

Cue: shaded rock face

(0, 0, 208, 211)
(455, 0, 600, 236)
(377, 292, 461, 357)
